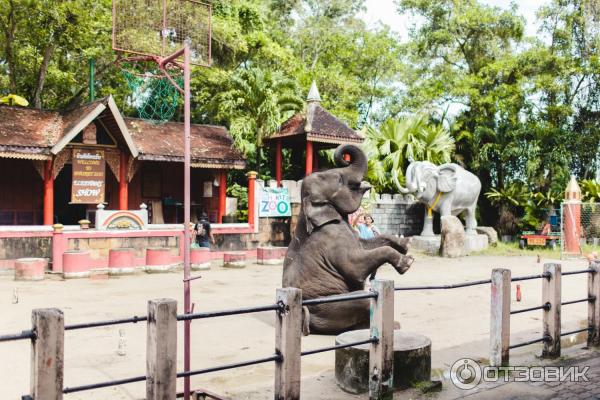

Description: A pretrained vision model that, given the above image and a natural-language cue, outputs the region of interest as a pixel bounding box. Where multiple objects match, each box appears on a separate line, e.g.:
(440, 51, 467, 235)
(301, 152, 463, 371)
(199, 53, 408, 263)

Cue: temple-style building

(265, 81, 364, 185)
(0, 96, 245, 226)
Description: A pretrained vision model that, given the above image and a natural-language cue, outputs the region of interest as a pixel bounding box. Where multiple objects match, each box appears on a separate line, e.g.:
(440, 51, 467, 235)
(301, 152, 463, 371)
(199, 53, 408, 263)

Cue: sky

(360, 0, 550, 38)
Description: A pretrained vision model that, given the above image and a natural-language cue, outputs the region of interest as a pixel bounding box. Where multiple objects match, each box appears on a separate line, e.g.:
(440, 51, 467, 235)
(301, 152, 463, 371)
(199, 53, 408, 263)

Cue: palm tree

(210, 67, 304, 174)
(363, 115, 455, 193)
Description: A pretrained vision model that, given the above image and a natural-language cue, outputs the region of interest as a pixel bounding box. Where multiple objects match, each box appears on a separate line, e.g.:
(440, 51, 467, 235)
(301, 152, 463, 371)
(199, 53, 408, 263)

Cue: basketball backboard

(113, 0, 211, 66)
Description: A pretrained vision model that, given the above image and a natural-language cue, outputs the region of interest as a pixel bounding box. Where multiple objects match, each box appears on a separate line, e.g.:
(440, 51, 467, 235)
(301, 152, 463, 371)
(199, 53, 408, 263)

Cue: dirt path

(0, 253, 592, 399)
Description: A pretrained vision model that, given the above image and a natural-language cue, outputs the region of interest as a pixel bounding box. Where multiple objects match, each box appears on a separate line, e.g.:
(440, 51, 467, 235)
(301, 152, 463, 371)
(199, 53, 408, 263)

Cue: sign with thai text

(259, 187, 291, 217)
(71, 148, 105, 204)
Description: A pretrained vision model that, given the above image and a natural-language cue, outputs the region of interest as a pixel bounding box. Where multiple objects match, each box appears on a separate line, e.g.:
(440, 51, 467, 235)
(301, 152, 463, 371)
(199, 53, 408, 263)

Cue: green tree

(207, 66, 304, 175)
(0, 0, 114, 109)
(363, 114, 455, 193)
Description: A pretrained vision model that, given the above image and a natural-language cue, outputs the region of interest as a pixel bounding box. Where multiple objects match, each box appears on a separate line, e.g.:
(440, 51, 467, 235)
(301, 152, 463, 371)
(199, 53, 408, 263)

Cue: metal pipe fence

(1, 280, 394, 400)
(3, 262, 600, 398)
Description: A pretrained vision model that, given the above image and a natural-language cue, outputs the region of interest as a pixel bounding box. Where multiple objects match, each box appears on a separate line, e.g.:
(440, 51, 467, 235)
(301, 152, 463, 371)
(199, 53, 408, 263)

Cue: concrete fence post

(490, 268, 511, 367)
(274, 287, 302, 400)
(31, 308, 64, 400)
(588, 262, 600, 347)
(542, 263, 562, 358)
(369, 280, 394, 400)
(146, 298, 177, 400)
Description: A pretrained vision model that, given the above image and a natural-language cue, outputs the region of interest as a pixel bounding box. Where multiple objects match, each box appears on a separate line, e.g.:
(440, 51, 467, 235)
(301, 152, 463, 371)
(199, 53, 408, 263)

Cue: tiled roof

(125, 118, 246, 169)
(267, 103, 363, 145)
(0, 99, 245, 169)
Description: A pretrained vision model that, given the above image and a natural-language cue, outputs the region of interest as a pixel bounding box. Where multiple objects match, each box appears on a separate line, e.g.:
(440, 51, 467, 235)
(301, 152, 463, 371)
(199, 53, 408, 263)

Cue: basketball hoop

(112, 1, 212, 398)
(118, 57, 183, 123)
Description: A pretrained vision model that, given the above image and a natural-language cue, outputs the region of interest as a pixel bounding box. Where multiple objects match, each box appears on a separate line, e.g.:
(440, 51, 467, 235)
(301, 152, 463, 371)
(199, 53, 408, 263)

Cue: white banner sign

(259, 187, 291, 217)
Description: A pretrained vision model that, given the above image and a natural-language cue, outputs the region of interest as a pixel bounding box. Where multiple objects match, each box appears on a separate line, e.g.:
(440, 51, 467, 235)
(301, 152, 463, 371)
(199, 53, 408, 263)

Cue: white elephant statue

(393, 161, 481, 236)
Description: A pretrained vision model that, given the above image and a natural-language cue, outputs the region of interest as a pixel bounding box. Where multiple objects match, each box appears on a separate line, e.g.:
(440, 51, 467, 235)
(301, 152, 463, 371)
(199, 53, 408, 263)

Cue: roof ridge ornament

(306, 80, 321, 103)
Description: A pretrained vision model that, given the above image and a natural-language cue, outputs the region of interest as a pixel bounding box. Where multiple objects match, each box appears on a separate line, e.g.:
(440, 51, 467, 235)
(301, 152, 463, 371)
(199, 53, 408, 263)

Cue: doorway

(54, 164, 88, 225)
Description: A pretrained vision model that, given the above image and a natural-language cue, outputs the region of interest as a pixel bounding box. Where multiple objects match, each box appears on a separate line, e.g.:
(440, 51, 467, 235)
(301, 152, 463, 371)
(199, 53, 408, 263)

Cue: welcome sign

(71, 148, 105, 204)
(259, 187, 291, 217)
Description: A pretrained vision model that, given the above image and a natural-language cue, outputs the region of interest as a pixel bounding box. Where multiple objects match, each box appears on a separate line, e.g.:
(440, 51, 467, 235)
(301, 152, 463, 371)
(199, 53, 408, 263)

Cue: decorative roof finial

(306, 80, 321, 103)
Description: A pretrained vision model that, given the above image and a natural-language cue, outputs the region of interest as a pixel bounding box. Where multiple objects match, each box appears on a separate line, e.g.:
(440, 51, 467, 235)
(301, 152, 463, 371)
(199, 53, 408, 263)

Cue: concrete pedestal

(335, 330, 431, 394)
(191, 248, 211, 271)
(257, 246, 286, 265)
(464, 234, 488, 253)
(63, 251, 91, 279)
(411, 235, 441, 256)
(108, 248, 135, 275)
(411, 233, 489, 256)
(145, 247, 176, 273)
(14, 258, 47, 281)
(223, 252, 246, 268)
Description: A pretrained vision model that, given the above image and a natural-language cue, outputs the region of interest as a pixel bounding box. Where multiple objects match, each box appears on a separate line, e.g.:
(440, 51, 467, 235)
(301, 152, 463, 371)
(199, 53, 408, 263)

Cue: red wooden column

(43, 158, 54, 225)
(218, 170, 227, 223)
(275, 139, 282, 187)
(247, 171, 257, 227)
(305, 140, 313, 176)
(119, 152, 128, 210)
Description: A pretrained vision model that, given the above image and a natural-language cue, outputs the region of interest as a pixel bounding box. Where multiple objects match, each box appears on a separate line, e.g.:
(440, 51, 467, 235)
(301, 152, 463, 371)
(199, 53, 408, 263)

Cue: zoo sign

(259, 187, 291, 217)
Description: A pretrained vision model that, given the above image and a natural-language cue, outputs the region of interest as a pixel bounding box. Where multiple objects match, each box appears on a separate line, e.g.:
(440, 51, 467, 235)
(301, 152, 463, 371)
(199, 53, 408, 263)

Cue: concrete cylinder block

(14, 258, 47, 281)
(257, 246, 286, 265)
(108, 248, 135, 275)
(191, 248, 211, 271)
(145, 247, 175, 273)
(223, 251, 246, 269)
(335, 330, 431, 394)
(63, 251, 92, 279)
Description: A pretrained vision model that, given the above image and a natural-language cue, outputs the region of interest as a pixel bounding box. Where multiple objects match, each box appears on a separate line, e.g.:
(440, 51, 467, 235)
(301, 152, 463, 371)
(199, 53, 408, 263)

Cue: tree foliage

(0, 0, 599, 230)
(363, 115, 455, 193)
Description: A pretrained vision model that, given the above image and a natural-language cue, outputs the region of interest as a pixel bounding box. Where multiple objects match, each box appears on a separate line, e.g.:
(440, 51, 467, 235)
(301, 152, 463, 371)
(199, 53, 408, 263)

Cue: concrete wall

(368, 194, 440, 237)
(0, 236, 52, 265)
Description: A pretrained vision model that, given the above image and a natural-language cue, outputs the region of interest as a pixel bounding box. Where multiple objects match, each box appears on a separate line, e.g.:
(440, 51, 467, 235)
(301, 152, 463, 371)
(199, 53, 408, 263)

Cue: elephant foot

(394, 254, 414, 274)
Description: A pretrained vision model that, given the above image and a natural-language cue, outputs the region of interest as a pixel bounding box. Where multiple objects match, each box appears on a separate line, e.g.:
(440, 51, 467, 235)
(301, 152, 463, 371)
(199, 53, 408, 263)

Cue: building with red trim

(0, 96, 245, 226)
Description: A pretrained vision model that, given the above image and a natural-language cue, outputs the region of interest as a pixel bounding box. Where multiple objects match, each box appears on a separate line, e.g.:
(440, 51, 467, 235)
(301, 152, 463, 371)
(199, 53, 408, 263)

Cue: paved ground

(0, 252, 596, 399)
(422, 348, 600, 400)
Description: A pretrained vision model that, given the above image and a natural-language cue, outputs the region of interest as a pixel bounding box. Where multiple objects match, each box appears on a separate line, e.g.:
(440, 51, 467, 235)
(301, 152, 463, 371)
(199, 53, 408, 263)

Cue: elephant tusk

(393, 170, 412, 194)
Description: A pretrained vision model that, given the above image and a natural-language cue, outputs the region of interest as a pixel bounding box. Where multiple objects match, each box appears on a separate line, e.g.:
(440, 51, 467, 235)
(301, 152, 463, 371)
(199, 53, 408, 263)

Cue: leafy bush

(227, 183, 248, 222)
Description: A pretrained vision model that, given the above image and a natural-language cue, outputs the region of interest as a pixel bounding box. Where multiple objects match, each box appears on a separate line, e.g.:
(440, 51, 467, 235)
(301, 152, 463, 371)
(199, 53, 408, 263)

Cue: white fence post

(274, 287, 302, 400)
(31, 308, 64, 400)
(542, 263, 561, 358)
(588, 261, 600, 347)
(146, 298, 177, 400)
(369, 279, 394, 400)
(490, 268, 511, 366)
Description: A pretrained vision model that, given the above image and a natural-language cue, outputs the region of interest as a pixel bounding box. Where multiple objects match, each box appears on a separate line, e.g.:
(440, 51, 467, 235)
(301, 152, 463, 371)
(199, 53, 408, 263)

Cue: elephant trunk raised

(334, 143, 368, 178)
(394, 162, 418, 194)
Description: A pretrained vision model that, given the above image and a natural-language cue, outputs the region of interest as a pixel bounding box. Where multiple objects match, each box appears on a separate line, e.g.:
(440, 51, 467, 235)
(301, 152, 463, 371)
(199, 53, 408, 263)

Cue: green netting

(121, 67, 183, 123)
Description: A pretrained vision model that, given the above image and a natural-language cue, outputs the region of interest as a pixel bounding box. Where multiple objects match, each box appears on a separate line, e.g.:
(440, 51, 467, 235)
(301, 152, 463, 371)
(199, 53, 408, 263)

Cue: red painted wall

(127, 161, 221, 223)
(0, 159, 43, 224)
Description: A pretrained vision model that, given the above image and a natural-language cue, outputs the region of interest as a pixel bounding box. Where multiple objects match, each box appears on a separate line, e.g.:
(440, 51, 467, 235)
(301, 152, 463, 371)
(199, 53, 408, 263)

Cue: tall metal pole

(89, 58, 95, 102)
(183, 43, 192, 400)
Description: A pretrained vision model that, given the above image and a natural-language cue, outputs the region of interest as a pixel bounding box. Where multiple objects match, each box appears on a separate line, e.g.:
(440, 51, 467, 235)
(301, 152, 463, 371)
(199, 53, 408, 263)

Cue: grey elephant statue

(394, 161, 481, 236)
(282, 144, 413, 335)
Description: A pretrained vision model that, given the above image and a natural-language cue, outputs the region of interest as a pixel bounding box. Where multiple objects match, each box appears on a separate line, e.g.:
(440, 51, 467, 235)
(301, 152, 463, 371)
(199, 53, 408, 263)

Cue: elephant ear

(437, 164, 458, 193)
(303, 197, 341, 234)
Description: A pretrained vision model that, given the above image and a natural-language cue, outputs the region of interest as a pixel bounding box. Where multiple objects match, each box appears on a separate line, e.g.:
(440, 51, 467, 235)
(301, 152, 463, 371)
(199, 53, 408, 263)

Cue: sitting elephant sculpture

(394, 161, 481, 236)
(282, 144, 413, 335)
